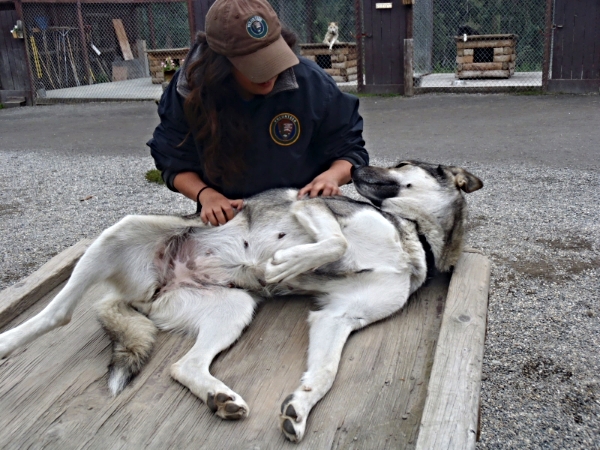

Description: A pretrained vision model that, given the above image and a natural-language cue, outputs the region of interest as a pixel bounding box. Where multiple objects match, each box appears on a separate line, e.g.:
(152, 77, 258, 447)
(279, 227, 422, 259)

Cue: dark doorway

(362, 0, 408, 94)
(547, 0, 600, 93)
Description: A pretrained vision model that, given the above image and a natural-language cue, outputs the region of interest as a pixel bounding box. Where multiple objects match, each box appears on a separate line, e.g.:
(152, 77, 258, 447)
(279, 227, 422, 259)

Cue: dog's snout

(350, 165, 357, 176)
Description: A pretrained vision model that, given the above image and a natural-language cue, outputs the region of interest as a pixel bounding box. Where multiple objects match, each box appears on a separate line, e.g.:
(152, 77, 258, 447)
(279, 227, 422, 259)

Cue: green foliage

(0, 104, 4, 110)
(145, 169, 165, 185)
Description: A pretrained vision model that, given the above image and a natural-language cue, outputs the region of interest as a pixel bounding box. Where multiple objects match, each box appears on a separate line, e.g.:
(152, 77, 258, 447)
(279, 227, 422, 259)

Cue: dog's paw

(206, 391, 249, 420)
(279, 394, 306, 442)
(265, 251, 307, 284)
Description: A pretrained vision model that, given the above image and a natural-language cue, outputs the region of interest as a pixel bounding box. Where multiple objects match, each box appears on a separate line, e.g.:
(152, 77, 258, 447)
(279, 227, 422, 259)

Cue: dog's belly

(154, 221, 313, 296)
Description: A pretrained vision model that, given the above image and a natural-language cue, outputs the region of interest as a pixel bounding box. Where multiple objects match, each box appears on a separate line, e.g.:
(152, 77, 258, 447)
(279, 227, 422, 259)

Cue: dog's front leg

(279, 309, 356, 442)
(279, 274, 412, 442)
(265, 202, 347, 283)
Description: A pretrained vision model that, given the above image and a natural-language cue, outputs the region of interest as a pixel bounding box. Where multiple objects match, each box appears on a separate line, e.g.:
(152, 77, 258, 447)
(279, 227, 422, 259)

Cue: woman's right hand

(199, 188, 243, 226)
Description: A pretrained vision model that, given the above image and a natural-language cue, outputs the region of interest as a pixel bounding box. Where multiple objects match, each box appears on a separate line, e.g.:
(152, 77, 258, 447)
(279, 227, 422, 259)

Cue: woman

(148, 0, 369, 226)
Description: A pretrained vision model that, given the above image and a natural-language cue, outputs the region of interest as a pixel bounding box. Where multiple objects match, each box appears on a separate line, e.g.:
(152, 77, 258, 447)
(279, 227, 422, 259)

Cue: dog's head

(327, 22, 338, 33)
(352, 161, 483, 271)
(352, 160, 482, 208)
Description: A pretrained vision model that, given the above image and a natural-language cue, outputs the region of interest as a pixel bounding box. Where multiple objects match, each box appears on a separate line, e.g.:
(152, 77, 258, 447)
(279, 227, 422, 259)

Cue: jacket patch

(270, 113, 301, 146)
(246, 16, 268, 39)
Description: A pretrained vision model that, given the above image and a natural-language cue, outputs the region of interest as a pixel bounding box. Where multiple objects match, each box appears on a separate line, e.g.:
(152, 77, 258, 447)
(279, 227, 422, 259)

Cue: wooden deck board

(0, 242, 488, 449)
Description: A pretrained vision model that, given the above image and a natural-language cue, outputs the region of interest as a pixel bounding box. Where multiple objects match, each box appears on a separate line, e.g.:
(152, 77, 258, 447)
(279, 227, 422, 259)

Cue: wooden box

(299, 43, 358, 82)
(455, 34, 517, 79)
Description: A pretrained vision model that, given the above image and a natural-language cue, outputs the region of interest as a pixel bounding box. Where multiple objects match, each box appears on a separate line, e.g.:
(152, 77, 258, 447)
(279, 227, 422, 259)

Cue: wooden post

(404, 38, 414, 96)
(187, 0, 196, 43)
(542, 0, 554, 92)
(147, 5, 157, 49)
(354, 0, 363, 92)
(306, 0, 314, 43)
(14, 0, 35, 105)
(76, 0, 93, 85)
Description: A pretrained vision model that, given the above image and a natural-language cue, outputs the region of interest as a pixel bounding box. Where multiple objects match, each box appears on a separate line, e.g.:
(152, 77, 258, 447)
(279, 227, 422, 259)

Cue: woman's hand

(298, 159, 353, 199)
(199, 188, 243, 226)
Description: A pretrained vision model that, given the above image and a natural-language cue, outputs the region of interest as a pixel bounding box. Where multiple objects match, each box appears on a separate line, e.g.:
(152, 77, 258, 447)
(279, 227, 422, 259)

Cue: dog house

(455, 34, 517, 79)
(299, 43, 357, 82)
(147, 48, 189, 84)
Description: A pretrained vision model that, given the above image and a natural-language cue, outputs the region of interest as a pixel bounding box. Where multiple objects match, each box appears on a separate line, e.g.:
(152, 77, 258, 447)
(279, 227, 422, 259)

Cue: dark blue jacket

(147, 57, 369, 199)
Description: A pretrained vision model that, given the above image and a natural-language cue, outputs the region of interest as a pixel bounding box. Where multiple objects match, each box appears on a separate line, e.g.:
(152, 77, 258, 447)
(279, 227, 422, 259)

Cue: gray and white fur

(0, 161, 483, 442)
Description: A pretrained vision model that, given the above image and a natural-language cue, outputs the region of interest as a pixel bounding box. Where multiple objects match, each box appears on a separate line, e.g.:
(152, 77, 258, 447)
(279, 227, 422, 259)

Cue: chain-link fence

(20, 0, 361, 102)
(415, 0, 546, 91)
(18, 0, 547, 102)
(21, 1, 191, 102)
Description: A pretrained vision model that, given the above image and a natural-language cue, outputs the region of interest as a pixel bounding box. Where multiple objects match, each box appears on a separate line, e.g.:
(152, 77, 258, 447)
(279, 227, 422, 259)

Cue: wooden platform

(0, 241, 490, 449)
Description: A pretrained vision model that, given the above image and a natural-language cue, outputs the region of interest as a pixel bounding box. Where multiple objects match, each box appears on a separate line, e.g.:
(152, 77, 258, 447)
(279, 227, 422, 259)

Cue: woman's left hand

(298, 159, 353, 199)
(298, 174, 341, 198)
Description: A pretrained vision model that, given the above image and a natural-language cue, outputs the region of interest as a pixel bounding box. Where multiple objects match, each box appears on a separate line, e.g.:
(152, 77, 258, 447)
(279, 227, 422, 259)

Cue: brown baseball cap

(205, 0, 299, 83)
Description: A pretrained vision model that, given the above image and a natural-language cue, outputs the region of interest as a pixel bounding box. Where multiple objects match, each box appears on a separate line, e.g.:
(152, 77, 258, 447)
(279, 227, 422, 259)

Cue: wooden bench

(0, 241, 489, 449)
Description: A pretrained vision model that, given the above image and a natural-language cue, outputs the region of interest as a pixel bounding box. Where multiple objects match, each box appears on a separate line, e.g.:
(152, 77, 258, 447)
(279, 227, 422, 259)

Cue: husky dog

(0, 161, 482, 442)
(323, 22, 339, 50)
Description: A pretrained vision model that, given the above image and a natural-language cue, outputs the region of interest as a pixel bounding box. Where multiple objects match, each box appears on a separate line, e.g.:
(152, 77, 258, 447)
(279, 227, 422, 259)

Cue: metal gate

(362, 0, 408, 94)
(547, 0, 600, 93)
(0, 7, 32, 104)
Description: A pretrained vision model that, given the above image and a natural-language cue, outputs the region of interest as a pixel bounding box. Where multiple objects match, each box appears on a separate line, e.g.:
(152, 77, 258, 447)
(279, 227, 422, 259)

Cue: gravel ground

(1, 98, 599, 448)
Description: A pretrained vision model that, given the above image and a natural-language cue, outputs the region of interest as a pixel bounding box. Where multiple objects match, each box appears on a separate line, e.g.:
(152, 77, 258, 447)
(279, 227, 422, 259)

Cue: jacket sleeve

(147, 70, 202, 192)
(314, 79, 369, 168)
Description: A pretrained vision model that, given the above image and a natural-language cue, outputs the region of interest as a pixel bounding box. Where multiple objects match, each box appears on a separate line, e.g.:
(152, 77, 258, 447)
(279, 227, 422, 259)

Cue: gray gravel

(1, 97, 599, 449)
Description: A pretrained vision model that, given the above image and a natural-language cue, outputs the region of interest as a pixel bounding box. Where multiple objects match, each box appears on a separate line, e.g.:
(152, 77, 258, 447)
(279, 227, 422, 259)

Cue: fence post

(14, 0, 35, 105)
(76, 0, 93, 85)
(542, 0, 553, 92)
(354, 0, 363, 92)
(404, 38, 414, 96)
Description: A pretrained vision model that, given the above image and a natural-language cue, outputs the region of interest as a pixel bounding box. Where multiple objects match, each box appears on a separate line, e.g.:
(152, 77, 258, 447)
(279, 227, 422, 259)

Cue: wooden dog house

(455, 34, 517, 79)
(299, 43, 358, 82)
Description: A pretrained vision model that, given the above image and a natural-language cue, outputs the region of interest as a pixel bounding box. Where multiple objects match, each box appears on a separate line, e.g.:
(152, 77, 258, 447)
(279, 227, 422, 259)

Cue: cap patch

(246, 15, 268, 39)
(270, 113, 301, 146)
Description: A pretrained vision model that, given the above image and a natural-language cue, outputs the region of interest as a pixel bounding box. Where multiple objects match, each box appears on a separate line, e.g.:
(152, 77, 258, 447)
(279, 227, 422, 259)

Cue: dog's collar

(417, 232, 436, 280)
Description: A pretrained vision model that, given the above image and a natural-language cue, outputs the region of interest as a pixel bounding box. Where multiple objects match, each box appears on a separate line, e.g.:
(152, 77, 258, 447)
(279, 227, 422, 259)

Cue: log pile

(455, 34, 517, 79)
(299, 43, 358, 82)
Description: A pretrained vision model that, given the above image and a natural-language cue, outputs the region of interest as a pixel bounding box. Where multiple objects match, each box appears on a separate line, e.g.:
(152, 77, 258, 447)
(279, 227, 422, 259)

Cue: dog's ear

(447, 166, 484, 193)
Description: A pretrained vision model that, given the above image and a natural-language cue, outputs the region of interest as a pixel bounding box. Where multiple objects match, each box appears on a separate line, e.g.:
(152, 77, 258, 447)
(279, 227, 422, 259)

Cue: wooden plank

(457, 39, 515, 49)
(0, 239, 93, 329)
(363, 0, 375, 85)
(457, 70, 510, 79)
(547, 78, 600, 94)
(404, 38, 414, 96)
(0, 11, 15, 89)
(112, 18, 134, 61)
(581, 0, 599, 80)
(415, 251, 490, 450)
(551, 0, 567, 79)
(0, 245, 470, 448)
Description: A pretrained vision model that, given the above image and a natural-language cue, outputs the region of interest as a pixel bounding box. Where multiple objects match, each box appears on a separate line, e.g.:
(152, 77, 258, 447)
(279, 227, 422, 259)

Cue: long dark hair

(183, 29, 297, 189)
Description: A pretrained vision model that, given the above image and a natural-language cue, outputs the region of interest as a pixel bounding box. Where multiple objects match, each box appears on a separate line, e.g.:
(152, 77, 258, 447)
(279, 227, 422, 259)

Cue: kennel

(147, 47, 189, 84)
(299, 43, 357, 82)
(455, 34, 516, 79)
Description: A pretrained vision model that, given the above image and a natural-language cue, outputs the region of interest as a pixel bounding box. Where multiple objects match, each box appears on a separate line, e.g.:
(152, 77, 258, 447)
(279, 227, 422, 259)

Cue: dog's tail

(97, 298, 158, 395)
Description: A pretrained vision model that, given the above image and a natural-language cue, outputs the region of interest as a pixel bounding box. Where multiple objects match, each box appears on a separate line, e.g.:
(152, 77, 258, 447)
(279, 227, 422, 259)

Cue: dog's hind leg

(96, 292, 158, 396)
(279, 273, 411, 442)
(151, 286, 258, 420)
(0, 245, 117, 359)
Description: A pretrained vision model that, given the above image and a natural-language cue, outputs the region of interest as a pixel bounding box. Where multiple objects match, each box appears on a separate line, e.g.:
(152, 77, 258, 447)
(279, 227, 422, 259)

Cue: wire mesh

(21, 1, 191, 102)
(416, 0, 546, 90)
(18, 0, 547, 102)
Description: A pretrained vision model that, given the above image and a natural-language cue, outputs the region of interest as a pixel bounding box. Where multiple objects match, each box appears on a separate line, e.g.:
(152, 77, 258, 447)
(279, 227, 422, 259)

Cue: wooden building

(0, 0, 31, 105)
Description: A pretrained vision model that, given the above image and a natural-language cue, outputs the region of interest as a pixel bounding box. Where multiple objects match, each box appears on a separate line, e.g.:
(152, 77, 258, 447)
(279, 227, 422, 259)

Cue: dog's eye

(406, 184, 412, 188)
